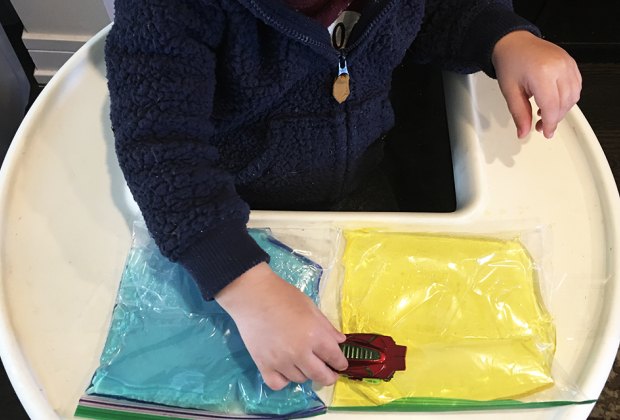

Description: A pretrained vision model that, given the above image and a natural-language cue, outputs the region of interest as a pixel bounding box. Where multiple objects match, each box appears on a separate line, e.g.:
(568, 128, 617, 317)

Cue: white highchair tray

(0, 26, 618, 419)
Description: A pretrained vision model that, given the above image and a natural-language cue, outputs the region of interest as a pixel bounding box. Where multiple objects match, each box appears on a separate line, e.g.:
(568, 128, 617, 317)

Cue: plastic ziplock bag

(75, 223, 327, 419)
(330, 229, 594, 411)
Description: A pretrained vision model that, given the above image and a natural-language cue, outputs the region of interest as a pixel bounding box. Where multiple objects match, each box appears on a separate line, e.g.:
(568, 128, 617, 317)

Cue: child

(105, 0, 581, 392)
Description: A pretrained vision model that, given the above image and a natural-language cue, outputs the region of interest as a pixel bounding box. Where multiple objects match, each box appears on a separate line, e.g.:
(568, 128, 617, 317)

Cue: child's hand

(216, 262, 348, 391)
(491, 30, 582, 139)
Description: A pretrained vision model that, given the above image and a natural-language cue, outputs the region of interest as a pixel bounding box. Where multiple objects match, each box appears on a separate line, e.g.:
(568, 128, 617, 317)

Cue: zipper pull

(333, 54, 350, 104)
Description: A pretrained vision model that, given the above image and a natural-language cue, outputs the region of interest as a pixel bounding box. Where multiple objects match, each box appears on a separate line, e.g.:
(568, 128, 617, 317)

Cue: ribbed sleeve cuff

(178, 223, 270, 300)
(462, 3, 541, 78)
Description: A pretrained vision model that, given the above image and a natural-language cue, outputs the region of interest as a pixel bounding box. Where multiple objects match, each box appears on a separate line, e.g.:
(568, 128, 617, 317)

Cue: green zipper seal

(75, 404, 327, 420)
(329, 397, 597, 412)
(75, 405, 180, 420)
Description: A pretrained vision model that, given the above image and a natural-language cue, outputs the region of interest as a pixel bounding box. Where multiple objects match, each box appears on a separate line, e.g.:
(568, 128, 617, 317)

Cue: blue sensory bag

(81, 223, 326, 418)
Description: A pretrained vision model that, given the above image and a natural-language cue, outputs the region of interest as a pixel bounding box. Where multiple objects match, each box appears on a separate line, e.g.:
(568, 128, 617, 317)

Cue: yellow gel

(332, 230, 556, 407)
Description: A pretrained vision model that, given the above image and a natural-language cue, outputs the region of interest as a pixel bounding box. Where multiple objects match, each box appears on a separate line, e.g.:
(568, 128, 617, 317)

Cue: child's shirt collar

(282, 0, 356, 27)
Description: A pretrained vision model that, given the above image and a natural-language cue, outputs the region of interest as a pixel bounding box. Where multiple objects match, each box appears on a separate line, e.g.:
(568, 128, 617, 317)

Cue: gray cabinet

(10, 0, 111, 83)
(0, 24, 29, 161)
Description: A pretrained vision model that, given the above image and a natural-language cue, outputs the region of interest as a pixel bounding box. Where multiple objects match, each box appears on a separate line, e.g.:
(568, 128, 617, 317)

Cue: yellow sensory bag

(331, 229, 561, 410)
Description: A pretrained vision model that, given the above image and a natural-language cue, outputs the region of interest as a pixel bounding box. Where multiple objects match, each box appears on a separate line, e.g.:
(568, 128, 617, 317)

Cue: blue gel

(87, 228, 324, 416)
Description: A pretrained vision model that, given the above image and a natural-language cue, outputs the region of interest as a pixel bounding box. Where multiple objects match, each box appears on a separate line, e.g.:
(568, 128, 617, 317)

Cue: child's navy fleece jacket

(105, 0, 539, 299)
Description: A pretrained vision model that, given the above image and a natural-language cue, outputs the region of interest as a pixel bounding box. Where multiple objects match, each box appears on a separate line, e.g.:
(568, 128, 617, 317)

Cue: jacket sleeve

(408, 0, 541, 77)
(106, 0, 269, 300)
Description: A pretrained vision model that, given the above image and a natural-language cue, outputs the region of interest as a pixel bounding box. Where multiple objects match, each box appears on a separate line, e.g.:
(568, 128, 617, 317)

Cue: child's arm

(491, 30, 582, 139)
(407, 1, 580, 139)
(216, 263, 348, 390)
(108, 1, 346, 391)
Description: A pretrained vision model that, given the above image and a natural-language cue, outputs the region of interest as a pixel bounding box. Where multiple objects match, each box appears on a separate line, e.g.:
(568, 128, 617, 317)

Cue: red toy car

(339, 333, 407, 381)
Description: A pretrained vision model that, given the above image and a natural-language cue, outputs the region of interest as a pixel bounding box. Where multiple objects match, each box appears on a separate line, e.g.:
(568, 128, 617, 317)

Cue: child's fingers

(534, 83, 573, 133)
(261, 368, 290, 391)
(322, 317, 346, 343)
(535, 119, 543, 133)
(574, 65, 583, 91)
(558, 77, 581, 116)
(320, 347, 348, 372)
(535, 74, 580, 138)
(558, 80, 571, 115)
(279, 365, 308, 384)
(501, 83, 533, 139)
(299, 353, 340, 386)
(533, 81, 561, 139)
(314, 334, 349, 372)
(333, 329, 346, 343)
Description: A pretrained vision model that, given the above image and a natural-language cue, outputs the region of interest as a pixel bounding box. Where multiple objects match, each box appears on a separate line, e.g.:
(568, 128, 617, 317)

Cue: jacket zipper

(242, 0, 395, 200)
(246, 0, 395, 103)
(333, 0, 396, 103)
(333, 52, 350, 103)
